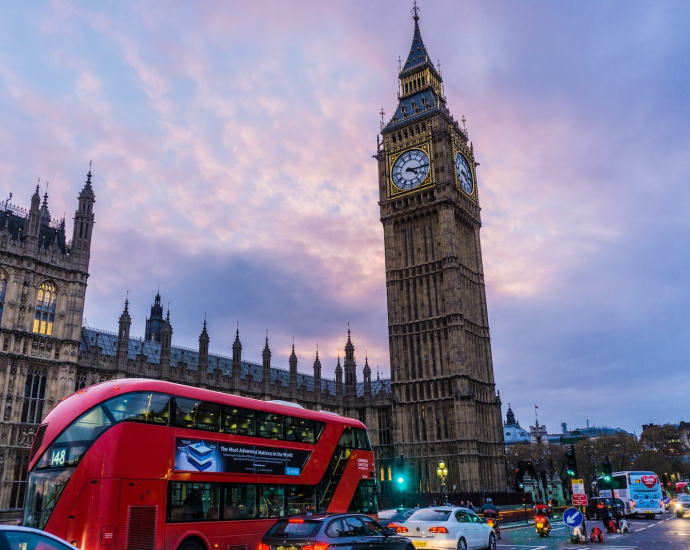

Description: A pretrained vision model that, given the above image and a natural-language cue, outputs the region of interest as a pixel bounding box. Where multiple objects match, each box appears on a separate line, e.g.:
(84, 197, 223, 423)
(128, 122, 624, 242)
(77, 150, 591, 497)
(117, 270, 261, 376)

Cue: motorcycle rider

(481, 498, 501, 540)
(535, 500, 552, 519)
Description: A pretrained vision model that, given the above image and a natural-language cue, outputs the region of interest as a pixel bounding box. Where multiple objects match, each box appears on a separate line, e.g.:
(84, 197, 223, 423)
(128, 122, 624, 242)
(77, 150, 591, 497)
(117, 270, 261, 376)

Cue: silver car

(394, 507, 496, 550)
(0, 525, 75, 550)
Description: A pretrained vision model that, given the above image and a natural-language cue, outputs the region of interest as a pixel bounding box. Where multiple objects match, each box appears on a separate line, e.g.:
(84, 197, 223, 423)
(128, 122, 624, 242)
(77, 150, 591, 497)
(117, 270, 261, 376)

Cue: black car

(261, 513, 414, 550)
(585, 497, 625, 519)
(377, 509, 415, 528)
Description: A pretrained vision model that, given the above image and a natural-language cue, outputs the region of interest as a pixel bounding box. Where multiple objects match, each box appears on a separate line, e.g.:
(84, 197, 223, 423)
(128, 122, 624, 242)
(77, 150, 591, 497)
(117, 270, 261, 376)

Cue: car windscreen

(266, 519, 322, 537)
(409, 509, 452, 522)
(679, 496, 690, 503)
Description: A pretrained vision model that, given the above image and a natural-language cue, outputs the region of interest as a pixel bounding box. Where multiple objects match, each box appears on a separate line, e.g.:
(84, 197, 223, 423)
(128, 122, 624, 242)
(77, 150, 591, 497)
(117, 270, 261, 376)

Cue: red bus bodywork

(25, 379, 376, 550)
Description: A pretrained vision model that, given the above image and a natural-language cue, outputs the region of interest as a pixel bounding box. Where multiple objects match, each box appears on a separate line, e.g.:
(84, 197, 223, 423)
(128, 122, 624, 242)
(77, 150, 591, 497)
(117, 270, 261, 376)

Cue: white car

(393, 507, 496, 550)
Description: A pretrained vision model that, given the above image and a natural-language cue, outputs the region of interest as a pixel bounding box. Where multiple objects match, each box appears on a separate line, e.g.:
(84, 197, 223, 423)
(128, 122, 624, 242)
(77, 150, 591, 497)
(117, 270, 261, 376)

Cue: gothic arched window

(10, 452, 29, 509)
(33, 282, 57, 336)
(21, 369, 47, 424)
(0, 269, 7, 324)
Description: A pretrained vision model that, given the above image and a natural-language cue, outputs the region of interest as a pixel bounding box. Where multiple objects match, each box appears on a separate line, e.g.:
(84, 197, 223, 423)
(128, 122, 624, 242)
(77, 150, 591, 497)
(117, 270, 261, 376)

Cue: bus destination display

(174, 437, 311, 475)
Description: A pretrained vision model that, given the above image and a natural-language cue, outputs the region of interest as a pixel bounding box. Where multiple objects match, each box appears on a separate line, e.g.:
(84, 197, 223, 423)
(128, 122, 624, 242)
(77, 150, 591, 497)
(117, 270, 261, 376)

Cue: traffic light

(602, 456, 613, 485)
(514, 465, 525, 492)
(395, 457, 406, 488)
(565, 445, 578, 478)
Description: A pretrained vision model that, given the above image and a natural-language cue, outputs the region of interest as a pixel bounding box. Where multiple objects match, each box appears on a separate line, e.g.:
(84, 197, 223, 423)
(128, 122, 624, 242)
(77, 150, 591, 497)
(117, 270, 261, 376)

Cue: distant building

(548, 422, 633, 446)
(503, 404, 530, 447)
(530, 420, 549, 445)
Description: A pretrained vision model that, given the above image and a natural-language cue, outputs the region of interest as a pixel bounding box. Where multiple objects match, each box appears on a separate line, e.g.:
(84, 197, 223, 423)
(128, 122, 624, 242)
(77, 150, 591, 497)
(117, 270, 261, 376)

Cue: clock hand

(406, 164, 429, 173)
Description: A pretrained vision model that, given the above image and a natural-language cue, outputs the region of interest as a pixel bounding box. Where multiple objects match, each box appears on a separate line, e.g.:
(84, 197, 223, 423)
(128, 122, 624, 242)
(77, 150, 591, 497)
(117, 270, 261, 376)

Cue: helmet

(486, 498, 493, 503)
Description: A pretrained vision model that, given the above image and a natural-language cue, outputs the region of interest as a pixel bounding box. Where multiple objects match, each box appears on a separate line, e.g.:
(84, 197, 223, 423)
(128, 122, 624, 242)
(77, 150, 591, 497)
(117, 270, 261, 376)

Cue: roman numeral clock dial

(391, 149, 430, 190)
(455, 152, 474, 195)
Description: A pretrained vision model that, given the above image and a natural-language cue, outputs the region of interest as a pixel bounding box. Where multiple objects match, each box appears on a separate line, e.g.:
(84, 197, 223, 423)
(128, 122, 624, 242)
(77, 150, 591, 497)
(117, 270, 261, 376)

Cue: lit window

(33, 282, 57, 335)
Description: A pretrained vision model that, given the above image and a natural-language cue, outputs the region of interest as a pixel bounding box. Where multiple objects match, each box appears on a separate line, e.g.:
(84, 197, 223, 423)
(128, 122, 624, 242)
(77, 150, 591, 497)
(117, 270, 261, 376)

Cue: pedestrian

(460, 500, 465, 507)
(432, 501, 437, 506)
(601, 501, 611, 532)
(415, 503, 420, 510)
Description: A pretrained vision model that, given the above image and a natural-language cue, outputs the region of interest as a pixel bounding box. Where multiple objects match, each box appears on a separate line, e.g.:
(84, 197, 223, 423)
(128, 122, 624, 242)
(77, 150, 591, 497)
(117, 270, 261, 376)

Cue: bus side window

(338, 427, 354, 448)
(223, 407, 256, 436)
(354, 428, 372, 450)
(259, 485, 285, 518)
(192, 401, 221, 432)
(167, 482, 220, 522)
(258, 412, 283, 440)
(224, 484, 257, 520)
(104, 392, 172, 425)
(285, 417, 316, 443)
(173, 398, 200, 429)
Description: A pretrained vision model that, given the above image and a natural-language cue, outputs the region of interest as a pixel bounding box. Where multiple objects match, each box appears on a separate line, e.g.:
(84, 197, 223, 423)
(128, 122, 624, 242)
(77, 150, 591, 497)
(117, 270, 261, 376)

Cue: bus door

(118, 480, 167, 550)
(65, 479, 121, 549)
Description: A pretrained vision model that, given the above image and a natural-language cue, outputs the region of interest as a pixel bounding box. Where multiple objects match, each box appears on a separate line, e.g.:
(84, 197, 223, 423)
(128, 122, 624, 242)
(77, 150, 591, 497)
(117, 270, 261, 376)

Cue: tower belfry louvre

(375, 7, 506, 491)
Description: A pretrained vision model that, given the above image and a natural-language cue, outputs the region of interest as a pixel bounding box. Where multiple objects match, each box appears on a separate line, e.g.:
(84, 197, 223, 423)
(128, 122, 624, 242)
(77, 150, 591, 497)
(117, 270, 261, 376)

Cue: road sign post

(571, 479, 588, 541)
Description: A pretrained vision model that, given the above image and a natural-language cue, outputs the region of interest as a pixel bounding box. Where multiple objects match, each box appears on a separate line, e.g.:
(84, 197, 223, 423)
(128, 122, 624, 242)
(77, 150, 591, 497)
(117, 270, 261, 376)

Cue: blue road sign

(563, 507, 584, 528)
(662, 496, 671, 504)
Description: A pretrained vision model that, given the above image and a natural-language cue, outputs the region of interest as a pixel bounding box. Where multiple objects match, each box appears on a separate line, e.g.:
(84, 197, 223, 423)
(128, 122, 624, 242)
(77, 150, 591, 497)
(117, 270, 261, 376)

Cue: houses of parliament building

(0, 11, 506, 513)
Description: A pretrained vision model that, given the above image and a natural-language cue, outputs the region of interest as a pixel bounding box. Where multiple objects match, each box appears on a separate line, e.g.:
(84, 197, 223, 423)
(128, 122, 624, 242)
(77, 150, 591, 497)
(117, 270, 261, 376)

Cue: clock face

(391, 149, 430, 190)
(455, 153, 474, 194)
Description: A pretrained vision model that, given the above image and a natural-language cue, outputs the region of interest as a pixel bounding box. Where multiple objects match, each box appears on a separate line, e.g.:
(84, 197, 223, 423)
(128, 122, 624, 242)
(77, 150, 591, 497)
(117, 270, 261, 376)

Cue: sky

(1, 1, 689, 435)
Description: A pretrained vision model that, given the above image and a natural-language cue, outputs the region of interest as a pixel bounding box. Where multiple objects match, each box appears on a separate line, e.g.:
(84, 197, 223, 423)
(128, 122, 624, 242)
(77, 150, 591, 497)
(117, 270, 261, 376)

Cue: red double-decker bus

(23, 379, 377, 550)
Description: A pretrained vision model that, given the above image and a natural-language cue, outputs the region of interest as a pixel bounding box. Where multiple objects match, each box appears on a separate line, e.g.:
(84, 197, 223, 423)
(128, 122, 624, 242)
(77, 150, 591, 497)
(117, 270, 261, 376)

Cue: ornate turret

(116, 298, 131, 371)
(262, 333, 271, 394)
(198, 319, 209, 374)
(363, 354, 372, 397)
(335, 352, 343, 398)
(289, 340, 298, 399)
(232, 325, 242, 388)
(145, 290, 164, 343)
(313, 346, 322, 401)
(344, 326, 357, 398)
(160, 309, 173, 379)
(506, 403, 516, 426)
(71, 165, 96, 272)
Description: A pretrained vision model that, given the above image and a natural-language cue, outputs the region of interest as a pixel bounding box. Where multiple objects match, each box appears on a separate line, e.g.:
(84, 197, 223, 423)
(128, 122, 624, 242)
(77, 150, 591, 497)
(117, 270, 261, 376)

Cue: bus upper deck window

(174, 398, 221, 432)
(258, 412, 283, 440)
(106, 393, 171, 425)
(223, 407, 256, 436)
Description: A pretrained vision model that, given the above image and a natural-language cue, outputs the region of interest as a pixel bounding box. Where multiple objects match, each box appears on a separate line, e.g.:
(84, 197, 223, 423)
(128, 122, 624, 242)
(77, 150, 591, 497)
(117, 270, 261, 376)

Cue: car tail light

(429, 527, 448, 533)
(303, 544, 329, 550)
(393, 525, 408, 533)
(257, 544, 270, 550)
(289, 519, 305, 523)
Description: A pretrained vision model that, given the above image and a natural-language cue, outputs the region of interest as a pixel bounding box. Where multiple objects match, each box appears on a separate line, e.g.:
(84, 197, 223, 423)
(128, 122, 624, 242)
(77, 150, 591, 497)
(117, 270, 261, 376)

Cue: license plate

(413, 542, 427, 548)
(537, 523, 543, 528)
(277, 547, 298, 550)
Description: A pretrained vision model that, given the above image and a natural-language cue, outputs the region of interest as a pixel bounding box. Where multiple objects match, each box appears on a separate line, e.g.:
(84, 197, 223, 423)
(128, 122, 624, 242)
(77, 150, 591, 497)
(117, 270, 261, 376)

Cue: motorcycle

(535, 515, 551, 537)
(485, 515, 501, 540)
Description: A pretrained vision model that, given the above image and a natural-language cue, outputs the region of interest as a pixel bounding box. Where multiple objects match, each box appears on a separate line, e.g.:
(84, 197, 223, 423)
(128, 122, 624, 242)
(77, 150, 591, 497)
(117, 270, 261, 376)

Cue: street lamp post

(437, 460, 449, 505)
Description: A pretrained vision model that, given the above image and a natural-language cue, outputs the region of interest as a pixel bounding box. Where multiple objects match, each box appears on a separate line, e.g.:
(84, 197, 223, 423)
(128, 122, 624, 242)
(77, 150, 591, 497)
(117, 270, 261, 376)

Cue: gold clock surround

(386, 139, 435, 199)
(451, 133, 478, 203)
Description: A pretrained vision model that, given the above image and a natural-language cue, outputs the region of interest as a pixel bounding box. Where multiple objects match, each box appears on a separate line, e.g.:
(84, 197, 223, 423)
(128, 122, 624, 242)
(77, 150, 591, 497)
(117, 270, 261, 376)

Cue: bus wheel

(179, 538, 205, 550)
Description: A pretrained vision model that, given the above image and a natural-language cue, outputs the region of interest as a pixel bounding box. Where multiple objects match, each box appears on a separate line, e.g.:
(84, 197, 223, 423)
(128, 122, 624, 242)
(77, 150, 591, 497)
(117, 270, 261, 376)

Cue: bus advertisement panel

(23, 379, 377, 550)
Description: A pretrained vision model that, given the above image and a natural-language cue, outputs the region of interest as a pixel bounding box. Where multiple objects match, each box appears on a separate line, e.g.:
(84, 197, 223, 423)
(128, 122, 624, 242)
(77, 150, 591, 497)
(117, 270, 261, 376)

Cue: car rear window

(409, 510, 452, 522)
(378, 510, 397, 519)
(267, 520, 322, 537)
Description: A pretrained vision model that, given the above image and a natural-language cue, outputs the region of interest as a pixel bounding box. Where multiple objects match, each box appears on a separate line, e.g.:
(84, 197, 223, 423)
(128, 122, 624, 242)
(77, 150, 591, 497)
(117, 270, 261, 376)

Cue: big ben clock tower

(375, 5, 506, 492)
